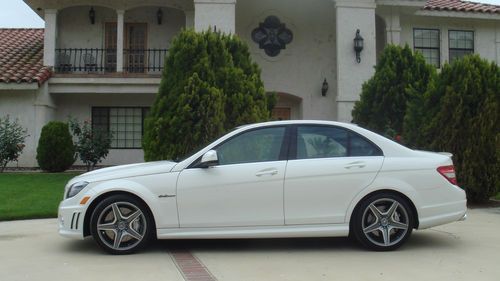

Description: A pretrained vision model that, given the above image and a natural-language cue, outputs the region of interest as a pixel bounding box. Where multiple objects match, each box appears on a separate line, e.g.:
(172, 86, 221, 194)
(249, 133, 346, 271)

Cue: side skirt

(157, 224, 349, 239)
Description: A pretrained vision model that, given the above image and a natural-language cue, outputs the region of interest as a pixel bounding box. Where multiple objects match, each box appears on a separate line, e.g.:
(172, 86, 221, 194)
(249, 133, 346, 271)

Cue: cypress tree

(413, 55, 499, 202)
(352, 45, 435, 139)
(143, 29, 272, 161)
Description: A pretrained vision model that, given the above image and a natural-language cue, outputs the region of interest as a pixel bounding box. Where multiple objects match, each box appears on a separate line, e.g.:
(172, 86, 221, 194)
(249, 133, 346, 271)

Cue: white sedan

(58, 120, 467, 254)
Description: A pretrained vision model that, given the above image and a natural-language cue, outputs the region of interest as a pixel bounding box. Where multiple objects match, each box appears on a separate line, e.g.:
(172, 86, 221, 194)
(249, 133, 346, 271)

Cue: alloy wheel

(361, 198, 410, 248)
(96, 201, 147, 251)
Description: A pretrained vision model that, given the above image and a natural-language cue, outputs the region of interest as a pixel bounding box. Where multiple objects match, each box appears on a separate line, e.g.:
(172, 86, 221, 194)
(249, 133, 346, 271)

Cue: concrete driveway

(1, 207, 499, 281)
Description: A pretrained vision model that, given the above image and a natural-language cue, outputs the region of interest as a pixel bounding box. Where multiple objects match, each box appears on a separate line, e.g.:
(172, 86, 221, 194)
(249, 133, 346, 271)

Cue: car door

(176, 126, 289, 228)
(284, 125, 384, 225)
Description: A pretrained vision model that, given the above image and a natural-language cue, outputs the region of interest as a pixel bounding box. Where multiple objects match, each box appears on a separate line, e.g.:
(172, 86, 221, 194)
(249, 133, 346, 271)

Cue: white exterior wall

(0, 88, 54, 168)
(195, 0, 236, 33)
(57, 6, 185, 51)
(236, 0, 337, 120)
(335, 0, 376, 123)
(400, 15, 499, 66)
(53, 93, 156, 166)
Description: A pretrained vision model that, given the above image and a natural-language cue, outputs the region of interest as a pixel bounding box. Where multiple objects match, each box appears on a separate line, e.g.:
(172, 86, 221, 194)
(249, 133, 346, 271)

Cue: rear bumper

(459, 213, 467, 221)
(418, 199, 467, 229)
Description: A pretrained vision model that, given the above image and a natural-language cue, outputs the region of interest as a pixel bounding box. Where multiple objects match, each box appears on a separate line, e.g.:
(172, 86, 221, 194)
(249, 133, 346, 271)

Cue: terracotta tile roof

(424, 0, 500, 14)
(0, 29, 51, 85)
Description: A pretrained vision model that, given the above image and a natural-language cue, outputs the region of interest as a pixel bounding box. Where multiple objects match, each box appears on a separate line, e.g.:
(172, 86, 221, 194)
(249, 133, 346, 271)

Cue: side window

(216, 127, 286, 165)
(350, 134, 383, 157)
(297, 126, 348, 159)
(296, 126, 382, 159)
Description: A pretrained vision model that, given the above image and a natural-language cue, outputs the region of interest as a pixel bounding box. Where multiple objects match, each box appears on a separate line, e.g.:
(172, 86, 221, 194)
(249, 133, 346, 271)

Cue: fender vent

(70, 212, 81, 230)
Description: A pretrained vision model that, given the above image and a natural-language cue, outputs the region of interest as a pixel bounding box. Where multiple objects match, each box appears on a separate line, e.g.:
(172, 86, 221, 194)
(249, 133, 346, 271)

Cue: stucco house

(1, 0, 499, 168)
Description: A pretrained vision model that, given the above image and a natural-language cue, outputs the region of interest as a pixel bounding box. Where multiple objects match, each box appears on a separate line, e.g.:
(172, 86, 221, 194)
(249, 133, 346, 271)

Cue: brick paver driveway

(1, 207, 499, 281)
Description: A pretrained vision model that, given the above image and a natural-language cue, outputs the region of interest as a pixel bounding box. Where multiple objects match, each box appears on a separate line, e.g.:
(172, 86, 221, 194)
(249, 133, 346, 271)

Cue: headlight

(66, 181, 89, 199)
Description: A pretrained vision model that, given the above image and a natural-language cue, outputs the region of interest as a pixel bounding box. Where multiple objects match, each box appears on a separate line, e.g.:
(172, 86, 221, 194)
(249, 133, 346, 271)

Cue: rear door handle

(344, 161, 366, 169)
(256, 169, 279, 177)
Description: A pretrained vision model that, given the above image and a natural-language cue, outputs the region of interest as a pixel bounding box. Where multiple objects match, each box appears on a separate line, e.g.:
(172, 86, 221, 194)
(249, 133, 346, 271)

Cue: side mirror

(199, 150, 218, 168)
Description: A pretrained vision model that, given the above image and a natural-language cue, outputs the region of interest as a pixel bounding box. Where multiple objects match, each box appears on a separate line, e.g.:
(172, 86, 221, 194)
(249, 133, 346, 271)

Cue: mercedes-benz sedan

(58, 120, 467, 254)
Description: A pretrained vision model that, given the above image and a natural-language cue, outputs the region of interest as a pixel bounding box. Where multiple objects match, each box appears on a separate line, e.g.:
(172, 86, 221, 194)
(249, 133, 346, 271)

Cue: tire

(351, 193, 414, 251)
(90, 194, 154, 255)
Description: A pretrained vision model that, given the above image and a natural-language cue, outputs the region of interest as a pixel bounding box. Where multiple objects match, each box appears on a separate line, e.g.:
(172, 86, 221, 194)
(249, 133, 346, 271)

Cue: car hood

(71, 161, 178, 183)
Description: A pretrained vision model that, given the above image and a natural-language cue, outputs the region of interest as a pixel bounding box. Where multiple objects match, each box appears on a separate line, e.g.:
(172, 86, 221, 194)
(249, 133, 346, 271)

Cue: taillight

(437, 165, 458, 185)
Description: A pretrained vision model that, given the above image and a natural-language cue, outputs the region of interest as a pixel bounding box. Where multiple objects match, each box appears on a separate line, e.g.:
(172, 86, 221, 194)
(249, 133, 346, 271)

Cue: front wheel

(90, 194, 154, 254)
(352, 193, 414, 251)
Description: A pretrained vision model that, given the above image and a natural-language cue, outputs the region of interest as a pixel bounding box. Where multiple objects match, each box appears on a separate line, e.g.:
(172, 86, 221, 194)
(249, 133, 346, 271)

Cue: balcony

(54, 48, 168, 75)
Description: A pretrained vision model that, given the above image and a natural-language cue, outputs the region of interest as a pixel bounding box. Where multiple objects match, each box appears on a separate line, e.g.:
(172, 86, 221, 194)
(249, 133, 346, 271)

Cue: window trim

(288, 124, 384, 160)
(413, 28, 441, 68)
(91, 106, 150, 150)
(189, 125, 292, 168)
(448, 29, 474, 62)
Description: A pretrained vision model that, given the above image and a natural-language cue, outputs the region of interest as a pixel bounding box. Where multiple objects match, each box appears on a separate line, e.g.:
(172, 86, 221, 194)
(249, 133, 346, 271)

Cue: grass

(0, 173, 80, 221)
(495, 192, 500, 201)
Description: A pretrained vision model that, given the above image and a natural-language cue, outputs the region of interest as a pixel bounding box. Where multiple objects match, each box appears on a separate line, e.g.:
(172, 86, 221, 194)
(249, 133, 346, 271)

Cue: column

(194, 0, 236, 34)
(43, 9, 58, 67)
(496, 23, 500, 64)
(116, 10, 125, 72)
(384, 7, 401, 45)
(185, 10, 195, 29)
(335, 0, 377, 122)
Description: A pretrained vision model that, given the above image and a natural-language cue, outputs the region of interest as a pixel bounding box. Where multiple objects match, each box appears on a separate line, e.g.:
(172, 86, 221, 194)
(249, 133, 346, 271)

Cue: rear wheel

(352, 193, 414, 251)
(90, 194, 154, 254)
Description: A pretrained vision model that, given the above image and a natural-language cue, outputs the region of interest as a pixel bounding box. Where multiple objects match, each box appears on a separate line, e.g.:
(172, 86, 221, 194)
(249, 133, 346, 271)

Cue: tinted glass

(217, 127, 286, 165)
(350, 134, 382, 157)
(297, 126, 348, 159)
(296, 126, 383, 159)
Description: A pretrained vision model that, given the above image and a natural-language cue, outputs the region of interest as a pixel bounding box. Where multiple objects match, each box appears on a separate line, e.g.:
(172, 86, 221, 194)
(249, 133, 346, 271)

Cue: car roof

(240, 120, 359, 129)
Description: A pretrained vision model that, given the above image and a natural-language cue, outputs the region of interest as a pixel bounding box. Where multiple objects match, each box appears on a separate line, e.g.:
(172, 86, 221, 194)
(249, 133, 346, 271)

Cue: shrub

(69, 119, 112, 171)
(143, 29, 273, 161)
(0, 116, 29, 172)
(36, 121, 75, 172)
(352, 45, 435, 139)
(407, 55, 499, 202)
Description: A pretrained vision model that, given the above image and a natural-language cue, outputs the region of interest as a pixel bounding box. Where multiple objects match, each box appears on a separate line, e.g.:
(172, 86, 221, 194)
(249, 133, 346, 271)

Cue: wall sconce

(354, 29, 364, 63)
(157, 8, 163, 25)
(89, 7, 95, 25)
(321, 79, 329, 97)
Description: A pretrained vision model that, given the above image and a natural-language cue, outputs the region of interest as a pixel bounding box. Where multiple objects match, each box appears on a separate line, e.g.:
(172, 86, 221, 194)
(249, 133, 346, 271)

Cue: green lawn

(0, 173, 80, 221)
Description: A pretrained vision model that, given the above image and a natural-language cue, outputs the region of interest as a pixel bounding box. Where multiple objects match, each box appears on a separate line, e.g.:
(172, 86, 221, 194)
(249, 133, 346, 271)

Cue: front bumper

(58, 202, 86, 239)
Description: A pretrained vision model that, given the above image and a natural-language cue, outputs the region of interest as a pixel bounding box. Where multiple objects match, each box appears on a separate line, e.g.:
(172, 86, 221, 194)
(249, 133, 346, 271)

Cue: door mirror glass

(199, 150, 219, 168)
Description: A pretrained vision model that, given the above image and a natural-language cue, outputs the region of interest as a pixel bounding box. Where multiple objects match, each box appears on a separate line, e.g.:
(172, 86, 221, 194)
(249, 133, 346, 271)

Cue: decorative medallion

(251, 16, 293, 57)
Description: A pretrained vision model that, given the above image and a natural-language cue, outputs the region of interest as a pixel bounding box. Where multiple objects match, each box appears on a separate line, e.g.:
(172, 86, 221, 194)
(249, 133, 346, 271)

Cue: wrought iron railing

(123, 49, 168, 73)
(55, 48, 168, 74)
(55, 48, 115, 73)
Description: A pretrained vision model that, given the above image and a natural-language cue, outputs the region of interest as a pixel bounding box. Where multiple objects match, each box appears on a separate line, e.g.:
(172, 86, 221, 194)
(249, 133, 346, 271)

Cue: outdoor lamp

(354, 29, 364, 63)
(157, 8, 163, 25)
(321, 79, 329, 97)
(89, 7, 95, 25)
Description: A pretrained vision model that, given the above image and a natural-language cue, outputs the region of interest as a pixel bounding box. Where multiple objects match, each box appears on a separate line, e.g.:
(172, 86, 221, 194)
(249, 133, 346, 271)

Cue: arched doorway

(271, 92, 302, 120)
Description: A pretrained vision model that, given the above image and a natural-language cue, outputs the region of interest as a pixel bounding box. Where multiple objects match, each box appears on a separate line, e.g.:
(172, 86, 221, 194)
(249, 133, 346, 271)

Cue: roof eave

(416, 9, 500, 20)
(0, 83, 40, 91)
(377, 0, 427, 8)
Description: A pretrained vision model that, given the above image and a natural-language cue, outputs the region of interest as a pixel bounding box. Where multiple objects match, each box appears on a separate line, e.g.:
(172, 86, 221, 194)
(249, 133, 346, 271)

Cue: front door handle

(344, 161, 366, 169)
(255, 169, 278, 177)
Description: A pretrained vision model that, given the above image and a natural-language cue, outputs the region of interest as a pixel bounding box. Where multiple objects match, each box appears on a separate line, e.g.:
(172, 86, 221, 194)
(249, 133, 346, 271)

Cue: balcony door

(104, 23, 117, 72)
(104, 23, 147, 73)
(125, 23, 147, 73)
